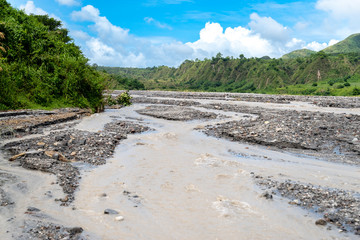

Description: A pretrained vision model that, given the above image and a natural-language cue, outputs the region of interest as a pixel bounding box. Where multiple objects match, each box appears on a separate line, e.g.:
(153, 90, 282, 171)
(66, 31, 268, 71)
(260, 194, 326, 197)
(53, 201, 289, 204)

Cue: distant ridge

(282, 49, 316, 59)
(323, 33, 360, 54)
(281, 33, 360, 59)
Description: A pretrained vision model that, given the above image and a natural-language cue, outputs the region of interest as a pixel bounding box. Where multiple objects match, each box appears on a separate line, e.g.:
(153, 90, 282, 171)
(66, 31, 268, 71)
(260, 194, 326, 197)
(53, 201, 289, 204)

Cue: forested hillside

(0, 0, 105, 110)
(100, 51, 360, 96)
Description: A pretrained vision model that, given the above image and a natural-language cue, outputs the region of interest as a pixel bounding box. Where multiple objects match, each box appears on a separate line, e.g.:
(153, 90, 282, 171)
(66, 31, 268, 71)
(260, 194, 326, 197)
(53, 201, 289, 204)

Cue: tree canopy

(0, 0, 105, 110)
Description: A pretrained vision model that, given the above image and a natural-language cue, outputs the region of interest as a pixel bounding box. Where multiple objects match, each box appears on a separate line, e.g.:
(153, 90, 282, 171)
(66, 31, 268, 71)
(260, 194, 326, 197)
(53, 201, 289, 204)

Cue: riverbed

(0, 91, 359, 239)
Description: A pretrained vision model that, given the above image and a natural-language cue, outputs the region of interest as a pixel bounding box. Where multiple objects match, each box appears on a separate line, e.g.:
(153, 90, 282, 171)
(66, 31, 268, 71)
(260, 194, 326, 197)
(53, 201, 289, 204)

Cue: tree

(0, 31, 6, 71)
(215, 52, 223, 59)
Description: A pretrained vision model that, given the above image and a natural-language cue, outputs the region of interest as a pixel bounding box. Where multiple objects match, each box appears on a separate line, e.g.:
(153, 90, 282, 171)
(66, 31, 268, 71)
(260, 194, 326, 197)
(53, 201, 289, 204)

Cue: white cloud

(72, 5, 130, 46)
(144, 17, 172, 30)
(20, 1, 47, 15)
(316, 0, 360, 21)
(304, 39, 339, 51)
(328, 39, 339, 46)
(55, 0, 80, 6)
(187, 22, 273, 59)
(315, 0, 360, 39)
(71, 5, 100, 22)
(20, 1, 61, 21)
(70, 6, 342, 67)
(249, 13, 290, 43)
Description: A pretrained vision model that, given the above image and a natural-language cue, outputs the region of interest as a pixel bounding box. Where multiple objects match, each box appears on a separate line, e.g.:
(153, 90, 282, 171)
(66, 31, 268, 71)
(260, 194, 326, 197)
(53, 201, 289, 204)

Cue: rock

(70, 151, 77, 156)
(27, 207, 41, 212)
(37, 142, 46, 146)
(115, 216, 124, 221)
(68, 227, 83, 235)
(60, 196, 69, 202)
(45, 151, 57, 158)
(104, 209, 119, 215)
(9, 152, 26, 161)
(315, 219, 327, 226)
(58, 153, 70, 162)
(261, 191, 273, 200)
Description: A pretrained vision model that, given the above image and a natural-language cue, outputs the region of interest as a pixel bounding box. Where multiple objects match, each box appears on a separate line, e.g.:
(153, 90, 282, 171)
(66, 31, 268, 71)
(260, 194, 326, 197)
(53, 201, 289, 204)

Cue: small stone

(37, 142, 46, 146)
(289, 199, 300, 205)
(353, 138, 359, 142)
(70, 152, 77, 156)
(261, 191, 273, 200)
(27, 207, 41, 212)
(104, 209, 119, 215)
(60, 196, 69, 202)
(9, 152, 26, 161)
(115, 216, 124, 221)
(69, 227, 83, 235)
(315, 219, 327, 226)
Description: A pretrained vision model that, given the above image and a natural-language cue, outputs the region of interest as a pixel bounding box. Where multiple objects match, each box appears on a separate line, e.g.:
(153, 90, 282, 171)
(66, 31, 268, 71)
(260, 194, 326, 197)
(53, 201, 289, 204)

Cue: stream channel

(1, 96, 359, 239)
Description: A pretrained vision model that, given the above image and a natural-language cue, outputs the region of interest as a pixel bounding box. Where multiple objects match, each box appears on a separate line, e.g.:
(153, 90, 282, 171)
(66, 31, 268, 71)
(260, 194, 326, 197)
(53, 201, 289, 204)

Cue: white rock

(115, 216, 124, 221)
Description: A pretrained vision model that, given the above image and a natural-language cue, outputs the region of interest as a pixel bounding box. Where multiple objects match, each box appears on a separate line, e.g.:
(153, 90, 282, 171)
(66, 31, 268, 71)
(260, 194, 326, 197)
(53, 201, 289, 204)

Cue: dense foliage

(100, 51, 360, 96)
(0, 0, 105, 110)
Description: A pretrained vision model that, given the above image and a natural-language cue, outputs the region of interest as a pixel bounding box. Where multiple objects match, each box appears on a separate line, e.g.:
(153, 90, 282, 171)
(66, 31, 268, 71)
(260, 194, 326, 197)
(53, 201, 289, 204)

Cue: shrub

(116, 91, 132, 106)
(106, 95, 116, 106)
(344, 82, 350, 87)
(353, 87, 360, 96)
(312, 82, 318, 87)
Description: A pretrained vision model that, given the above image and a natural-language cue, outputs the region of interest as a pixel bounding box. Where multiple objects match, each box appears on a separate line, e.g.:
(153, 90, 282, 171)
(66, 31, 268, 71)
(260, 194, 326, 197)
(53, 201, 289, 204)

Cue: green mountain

(282, 49, 316, 59)
(101, 33, 360, 96)
(101, 51, 360, 96)
(0, 0, 105, 111)
(323, 33, 360, 54)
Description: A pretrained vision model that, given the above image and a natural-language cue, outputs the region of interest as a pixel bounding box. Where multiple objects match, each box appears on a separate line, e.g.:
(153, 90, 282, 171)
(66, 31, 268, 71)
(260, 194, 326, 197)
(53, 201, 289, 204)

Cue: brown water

(1, 100, 359, 239)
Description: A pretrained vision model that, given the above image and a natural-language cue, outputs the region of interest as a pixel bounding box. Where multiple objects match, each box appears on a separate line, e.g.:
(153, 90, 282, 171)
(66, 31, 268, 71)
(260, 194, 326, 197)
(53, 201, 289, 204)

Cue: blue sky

(7, 0, 360, 67)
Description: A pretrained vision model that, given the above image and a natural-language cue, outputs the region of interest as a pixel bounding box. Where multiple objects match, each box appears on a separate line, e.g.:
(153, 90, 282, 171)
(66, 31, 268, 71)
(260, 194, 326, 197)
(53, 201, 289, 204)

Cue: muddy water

(1, 100, 359, 239)
(67, 104, 357, 240)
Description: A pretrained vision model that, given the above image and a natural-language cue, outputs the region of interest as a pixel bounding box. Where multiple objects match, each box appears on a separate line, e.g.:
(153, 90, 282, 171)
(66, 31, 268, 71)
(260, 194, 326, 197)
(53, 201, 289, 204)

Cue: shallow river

(1, 100, 359, 239)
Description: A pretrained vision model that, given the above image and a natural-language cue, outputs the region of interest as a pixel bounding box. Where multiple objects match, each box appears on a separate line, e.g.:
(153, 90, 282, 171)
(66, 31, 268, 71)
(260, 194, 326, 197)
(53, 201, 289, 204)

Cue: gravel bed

(136, 105, 218, 121)
(201, 104, 360, 165)
(254, 174, 360, 235)
(129, 90, 360, 108)
(1, 121, 149, 206)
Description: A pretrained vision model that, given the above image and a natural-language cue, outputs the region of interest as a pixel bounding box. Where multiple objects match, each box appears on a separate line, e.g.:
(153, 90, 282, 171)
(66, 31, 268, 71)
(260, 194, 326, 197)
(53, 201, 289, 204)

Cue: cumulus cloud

(20, 1, 48, 15)
(304, 39, 339, 51)
(70, 6, 337, 67)
(187, 22, 273, 59)
(249, 13, 290, 43)
(20, 1, 61, 20)
(72, 5, 192, 67)
(55, 0, 80, 6)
